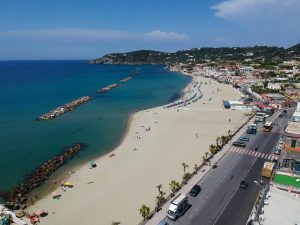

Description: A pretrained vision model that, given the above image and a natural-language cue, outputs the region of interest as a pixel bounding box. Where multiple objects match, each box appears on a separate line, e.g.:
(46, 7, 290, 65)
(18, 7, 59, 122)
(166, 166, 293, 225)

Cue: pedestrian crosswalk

(229, 146, 279, 161)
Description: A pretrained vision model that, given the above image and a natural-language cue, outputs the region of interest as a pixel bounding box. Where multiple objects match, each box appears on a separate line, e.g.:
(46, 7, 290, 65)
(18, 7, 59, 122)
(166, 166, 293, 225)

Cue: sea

(0, 60, 190, 196)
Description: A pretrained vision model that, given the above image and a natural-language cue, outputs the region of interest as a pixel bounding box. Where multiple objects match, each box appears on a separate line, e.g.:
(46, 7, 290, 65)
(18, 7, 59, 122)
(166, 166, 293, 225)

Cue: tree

(202, 156, 207, 164)
(220, 135, 228, 145)
(156, 184, 163, 196)
(111, 222, 121, 225)
(139, 204, 151, 221)
(169, 180, 181, 196)
(209, 144, 217, 155)
(205, 152, 209, 160)
(216, 136, 221, 148)
(227, 130, 231, 136)
(182, 172, 191, 185)
(194, 164, 199, 173)
(182, 162, 189, 174)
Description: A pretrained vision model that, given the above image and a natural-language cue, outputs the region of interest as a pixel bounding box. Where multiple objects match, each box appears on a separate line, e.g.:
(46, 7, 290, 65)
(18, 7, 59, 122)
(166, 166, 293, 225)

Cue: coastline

(26, 68, 192, 205)
(27, 71, 248, 225)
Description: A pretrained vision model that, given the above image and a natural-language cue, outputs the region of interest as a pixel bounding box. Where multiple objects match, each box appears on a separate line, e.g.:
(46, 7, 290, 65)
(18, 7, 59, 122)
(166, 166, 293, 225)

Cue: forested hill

(88, 44, 300, 65)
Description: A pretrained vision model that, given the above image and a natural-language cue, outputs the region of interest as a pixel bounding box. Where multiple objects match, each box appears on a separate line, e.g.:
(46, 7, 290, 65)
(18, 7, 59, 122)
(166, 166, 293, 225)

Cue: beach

(28, 75, 249, 225)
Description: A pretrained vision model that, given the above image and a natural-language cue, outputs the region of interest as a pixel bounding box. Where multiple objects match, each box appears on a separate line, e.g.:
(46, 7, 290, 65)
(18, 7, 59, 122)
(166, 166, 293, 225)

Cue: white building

(239, 66, 254, 74)
(267, 83, 281, 90)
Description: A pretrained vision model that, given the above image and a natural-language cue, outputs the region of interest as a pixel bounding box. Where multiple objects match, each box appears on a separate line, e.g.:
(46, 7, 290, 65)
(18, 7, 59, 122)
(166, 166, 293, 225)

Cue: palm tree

(227, 129, 231, 136)
(111, 222, 121, 225)
(194, 164, 199, 173)
(216, 136, 221, 148)
(209, 144, 217, 155)
(202, 156, 207, 164)
(156, 184, 164, 197)
(220, 135, 227, 145)
(205, 152, 209, 160)
(169, 180, 180, 196)
(139, 204, 150, 221)
(182, 162, 189, 174)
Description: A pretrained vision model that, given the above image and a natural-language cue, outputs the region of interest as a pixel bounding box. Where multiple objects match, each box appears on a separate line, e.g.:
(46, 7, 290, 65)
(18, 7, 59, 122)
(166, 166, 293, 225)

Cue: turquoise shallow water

(0, 61, 190, 193)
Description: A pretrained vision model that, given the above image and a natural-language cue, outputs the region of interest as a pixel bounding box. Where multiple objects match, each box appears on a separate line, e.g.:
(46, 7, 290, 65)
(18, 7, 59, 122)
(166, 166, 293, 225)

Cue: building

(239, 66, 254, 74)
(281, 120, 300, 175)
(267, 83, 281, 90)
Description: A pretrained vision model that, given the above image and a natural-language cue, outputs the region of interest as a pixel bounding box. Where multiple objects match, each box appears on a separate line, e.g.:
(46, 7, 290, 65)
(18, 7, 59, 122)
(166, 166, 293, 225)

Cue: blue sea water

(0, 61, 190, 193)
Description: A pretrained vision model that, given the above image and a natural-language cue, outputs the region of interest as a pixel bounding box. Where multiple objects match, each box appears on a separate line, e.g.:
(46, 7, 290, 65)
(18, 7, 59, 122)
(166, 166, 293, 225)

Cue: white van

(167, 194, 189, 220)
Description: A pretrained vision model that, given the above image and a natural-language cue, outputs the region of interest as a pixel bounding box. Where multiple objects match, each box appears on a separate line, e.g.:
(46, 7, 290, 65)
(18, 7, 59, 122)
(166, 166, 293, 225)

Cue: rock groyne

(97, 83, 118, 93)
(38, 96, 91, 120)
(0, 143, 87, 210)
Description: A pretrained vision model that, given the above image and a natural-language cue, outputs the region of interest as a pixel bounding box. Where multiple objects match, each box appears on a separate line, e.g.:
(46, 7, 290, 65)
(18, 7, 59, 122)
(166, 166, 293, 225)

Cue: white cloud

(0, 28, 190, 42)
(144, 30, 190, 41)
(212, 0, 300, 22)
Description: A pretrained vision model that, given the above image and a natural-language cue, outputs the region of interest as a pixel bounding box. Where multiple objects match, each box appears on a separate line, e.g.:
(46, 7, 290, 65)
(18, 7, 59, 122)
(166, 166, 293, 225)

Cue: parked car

(278, 114, 283, 118)
(240, 180, 248, 189)
(157, 220, 174, 225)
(283, 109, 288, 114)
(190, 185, 201, 197)
(232, 141, 246, 147)
(246, 129, 257, 135)
(274, 148, 281, 155)
(239, 136, 249, 142)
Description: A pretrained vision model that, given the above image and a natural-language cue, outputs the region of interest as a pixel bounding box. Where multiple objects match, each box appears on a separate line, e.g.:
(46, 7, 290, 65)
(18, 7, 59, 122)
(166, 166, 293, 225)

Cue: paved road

(167, 108, 294, 225)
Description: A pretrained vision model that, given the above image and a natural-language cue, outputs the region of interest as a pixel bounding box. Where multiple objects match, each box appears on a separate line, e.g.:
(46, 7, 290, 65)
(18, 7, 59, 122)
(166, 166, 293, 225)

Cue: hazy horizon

(1, 0, 300, 60)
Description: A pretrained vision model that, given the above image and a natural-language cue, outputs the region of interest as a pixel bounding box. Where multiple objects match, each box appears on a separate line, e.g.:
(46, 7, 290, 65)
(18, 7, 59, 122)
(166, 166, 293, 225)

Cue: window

(291, 139, 297, 148)
(282, 159, 291, 168)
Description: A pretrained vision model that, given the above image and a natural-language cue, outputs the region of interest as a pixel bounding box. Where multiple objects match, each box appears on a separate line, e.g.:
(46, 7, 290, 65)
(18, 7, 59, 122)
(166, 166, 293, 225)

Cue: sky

(0, 0, 300, 60)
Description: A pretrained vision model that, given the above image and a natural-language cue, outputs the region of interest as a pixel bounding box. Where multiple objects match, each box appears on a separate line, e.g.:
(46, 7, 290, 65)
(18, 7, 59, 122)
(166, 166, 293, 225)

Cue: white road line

(257, 153, 261, 157)
(271, 156, 274, 160)
(243, 149, 248, 154)
(268, 155, 272, 160)
(212, 154, 259, 225)
(251, 151, 256, 156)
(261, 153, 265, 158)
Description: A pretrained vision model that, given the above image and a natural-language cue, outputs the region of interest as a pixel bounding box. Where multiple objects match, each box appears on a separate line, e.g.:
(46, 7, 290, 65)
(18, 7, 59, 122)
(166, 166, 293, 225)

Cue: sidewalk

(145, 116, 255, 225)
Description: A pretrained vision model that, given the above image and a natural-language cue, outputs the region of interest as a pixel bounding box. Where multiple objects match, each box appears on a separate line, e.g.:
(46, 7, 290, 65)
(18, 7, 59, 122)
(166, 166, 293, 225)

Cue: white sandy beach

(28, 76, 249, 225)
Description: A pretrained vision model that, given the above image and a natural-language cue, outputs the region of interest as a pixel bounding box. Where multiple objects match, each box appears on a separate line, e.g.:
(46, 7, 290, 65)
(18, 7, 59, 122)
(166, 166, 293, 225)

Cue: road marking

(271, 156, 274, 160)
(268, 155, 272, 160)
(257, 152, 261, 157)
(212, 154, 259, 225)
(261, 153, 265, 158)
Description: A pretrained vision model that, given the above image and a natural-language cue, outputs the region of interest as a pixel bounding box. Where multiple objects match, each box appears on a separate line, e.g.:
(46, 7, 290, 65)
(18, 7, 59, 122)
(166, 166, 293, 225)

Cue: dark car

(240, 180, 248, 189)
(283, 109, 287, 114)
(157, 220, 173, 225)
(278, 114, 283, 118)
(239, 136, 249, 142)
(246, 129, 257, 135)
(190, 184, 201, 197)
(232, 141, 246, 147)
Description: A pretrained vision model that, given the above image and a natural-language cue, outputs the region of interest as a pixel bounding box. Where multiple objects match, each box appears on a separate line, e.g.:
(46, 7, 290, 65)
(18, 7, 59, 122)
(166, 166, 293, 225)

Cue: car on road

(189, 185, 201, 197)
(232, 141, 246, 147)
(278, 114, 284, 118)
(157, 219, 174, 225)
(283, 109, 287, 114)
(246, 128, 257, 135)
(274, 148, 281, 155)
(239, 136, 249, 142)
(240, 180, 248, 189)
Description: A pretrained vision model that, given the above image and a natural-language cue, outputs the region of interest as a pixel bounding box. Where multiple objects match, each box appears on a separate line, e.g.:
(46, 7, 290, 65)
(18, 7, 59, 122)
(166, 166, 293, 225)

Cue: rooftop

(261, 186, 300, 225)
(285, 121, 300, 135)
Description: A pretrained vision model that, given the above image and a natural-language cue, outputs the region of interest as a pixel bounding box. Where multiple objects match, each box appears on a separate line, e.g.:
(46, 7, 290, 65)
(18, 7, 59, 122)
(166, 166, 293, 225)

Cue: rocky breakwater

(119, 76, 132, 83)
(38, 96, 91, 120)
(97, 83, 118, 93)
(0, 143, 87, 210)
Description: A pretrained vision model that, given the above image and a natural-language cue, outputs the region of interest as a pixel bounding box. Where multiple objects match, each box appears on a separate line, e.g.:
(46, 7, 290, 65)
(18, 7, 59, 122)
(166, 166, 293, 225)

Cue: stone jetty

(97, 83, 118, 93)
(119, 76, 132, 83)
(38, 96, 91, 120)
(0, 143, 87, 210)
